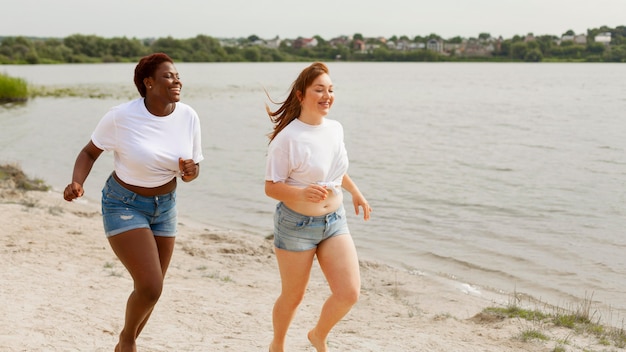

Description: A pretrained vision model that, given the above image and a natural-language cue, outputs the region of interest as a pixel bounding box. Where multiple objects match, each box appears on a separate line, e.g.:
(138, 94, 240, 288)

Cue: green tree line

(1, 25, 625, 64)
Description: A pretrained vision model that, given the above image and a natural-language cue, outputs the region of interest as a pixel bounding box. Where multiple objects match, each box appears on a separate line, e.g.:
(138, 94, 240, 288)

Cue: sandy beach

(0, 172, 612, 351)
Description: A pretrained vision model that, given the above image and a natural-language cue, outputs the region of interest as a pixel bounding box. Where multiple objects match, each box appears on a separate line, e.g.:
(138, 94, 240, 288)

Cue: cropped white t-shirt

(91, 98, 204, 188)
(266, 118, 348, 193)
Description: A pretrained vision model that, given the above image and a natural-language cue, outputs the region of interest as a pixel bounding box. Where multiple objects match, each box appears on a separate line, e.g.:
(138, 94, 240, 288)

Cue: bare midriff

(283, 190, 344, 217)
(112, 172, 177, 197)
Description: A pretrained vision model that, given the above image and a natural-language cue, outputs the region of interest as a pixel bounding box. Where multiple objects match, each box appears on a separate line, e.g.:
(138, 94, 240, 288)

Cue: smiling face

(145, 61, 182, 104)
(298, 73, 334, 123)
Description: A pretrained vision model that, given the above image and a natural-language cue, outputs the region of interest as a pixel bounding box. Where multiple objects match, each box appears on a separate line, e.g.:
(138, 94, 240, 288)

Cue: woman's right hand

(63, 182, 84, 202)
(302, 184, 328, 203)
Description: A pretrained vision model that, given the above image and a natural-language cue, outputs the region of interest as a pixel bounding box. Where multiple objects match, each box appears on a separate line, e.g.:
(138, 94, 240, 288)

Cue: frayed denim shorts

(101, 174, 177, 238)
(273, 202, 350, 252)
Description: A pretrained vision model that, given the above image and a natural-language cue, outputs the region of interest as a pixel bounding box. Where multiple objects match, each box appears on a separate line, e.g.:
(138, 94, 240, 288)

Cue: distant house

(595, 32, 612, 45)
(364, 43, 381, 53)
(561, 34, 587, 45)
(395, 40, 410, 51)
(293, 37, 318, 49)
(409, 42, 425, 50)
(573, 34, 587, 44)
(443, 42, 461, 55)
(375, 37, 387, 44)
(218, 38, 239, 47)
(388, 40, 425, 51)
(329, 36, 351, 48)
(458, 39, 492, 57)
(264, 36, 281, 49)
(353, 39, 365, 52)
(426, 39, 443, 52)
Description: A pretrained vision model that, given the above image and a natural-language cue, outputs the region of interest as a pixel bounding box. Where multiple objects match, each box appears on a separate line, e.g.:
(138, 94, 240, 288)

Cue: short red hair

(133, 53, 173, 97)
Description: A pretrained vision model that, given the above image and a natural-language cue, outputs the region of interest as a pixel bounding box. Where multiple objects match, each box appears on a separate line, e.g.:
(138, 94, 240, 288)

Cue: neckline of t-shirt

(295, 117, 327, 128)
(141, 98, 176, 119)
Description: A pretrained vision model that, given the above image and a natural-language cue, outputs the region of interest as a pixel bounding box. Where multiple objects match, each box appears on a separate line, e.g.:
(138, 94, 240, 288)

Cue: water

(2, 62, 625, 325)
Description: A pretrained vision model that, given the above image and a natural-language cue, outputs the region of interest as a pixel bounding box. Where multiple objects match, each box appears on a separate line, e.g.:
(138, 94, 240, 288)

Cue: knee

(336, 287, 360, 306)
(278, 291, 306, 310)
(135, 278, 164, 304)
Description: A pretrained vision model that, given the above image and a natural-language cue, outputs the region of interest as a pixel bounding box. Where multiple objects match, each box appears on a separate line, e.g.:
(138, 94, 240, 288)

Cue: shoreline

(3, 62, 625, 333)
(0, 169, 619, 351)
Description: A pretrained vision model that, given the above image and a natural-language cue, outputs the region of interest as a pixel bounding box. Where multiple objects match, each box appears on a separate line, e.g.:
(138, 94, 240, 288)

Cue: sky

(2, 0, 625, 40)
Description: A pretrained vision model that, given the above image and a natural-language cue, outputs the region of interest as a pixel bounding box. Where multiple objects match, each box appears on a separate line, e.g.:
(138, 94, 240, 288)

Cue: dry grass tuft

(0, 163, 50, 192)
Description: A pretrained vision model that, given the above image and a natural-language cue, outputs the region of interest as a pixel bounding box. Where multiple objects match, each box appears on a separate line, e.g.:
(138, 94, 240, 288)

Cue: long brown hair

(266, 62, 329, 142)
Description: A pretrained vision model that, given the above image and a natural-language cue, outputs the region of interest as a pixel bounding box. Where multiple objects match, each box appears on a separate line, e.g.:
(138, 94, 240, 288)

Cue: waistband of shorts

(105, 173, 176, 201)
(278, 202, 343, 221)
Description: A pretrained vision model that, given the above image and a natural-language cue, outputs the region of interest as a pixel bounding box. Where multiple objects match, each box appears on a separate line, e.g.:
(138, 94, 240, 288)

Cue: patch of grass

(103, 262, 122, 277)
(204, 271, 233, 282)
(29, 85, 110, 98)
(613, 329, 626, 348)
(0, 72, 28, 103)
(483, 305, 548, 321)
(552, 310, 591, 329)
(1, 74, 136, 101)
(0, 163, 50, 191)
(519, 328, 549, 342)
(48, 205, 64, 216)
(480, 292, 626, 349)
(28, 84, 136, 100)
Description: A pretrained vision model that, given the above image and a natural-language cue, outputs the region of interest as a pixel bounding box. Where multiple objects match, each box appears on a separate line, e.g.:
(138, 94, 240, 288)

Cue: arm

(265, 180, 329, 203)
(180, 112, 203, 183)
(342, 173, 372, 220)
(64, 140, 103, 201)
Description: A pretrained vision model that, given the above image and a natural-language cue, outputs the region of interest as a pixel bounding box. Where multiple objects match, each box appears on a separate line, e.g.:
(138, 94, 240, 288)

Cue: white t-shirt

(91, 98, 204, 188)
(265, 118, 348, 193)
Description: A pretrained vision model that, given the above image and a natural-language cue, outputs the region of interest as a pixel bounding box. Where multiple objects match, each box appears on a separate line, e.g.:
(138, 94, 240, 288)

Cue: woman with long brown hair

(265, 62, 372, 352)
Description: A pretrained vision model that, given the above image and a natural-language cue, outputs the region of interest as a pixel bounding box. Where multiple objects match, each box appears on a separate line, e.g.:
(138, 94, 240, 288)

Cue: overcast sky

(2, 0, 624, 40)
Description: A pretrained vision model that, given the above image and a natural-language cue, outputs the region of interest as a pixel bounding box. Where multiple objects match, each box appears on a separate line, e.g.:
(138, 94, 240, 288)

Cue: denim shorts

(101, 174, 177, 238)
(273, 202, 350, 252)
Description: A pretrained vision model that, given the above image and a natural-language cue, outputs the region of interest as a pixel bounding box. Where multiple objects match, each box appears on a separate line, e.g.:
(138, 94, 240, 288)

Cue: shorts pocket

(102, 185, 131, 206)
(277, 210, 307, 230)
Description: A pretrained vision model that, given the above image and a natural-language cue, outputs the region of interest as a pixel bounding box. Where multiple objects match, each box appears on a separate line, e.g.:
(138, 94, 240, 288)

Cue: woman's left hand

(179, 158, 199, 182)
(352, 193, 372, 221)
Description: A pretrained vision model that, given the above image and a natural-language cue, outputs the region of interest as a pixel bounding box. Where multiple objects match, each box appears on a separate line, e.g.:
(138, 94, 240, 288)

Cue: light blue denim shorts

(101, 174, 177, 238)
(273, 202, 350, 252)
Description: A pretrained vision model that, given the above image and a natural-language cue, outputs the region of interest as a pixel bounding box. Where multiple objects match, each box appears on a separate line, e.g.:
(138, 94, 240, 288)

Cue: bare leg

(308, 234, 360, 352)
(134, 236, 175, 338)
(269, 247, 316, 352)
(109, 229, 175, 352)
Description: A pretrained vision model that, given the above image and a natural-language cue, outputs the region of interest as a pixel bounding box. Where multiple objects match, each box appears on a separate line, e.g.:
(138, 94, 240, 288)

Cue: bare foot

(268, 340, 281, 352)
(307, 329, 328, 352)
(116, 341, 137, 352)
(268, 340, 285, 352)
(116, 331, 137, 352)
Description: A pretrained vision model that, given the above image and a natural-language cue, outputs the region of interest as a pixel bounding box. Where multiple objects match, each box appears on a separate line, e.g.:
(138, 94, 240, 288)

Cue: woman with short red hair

(64, 52, 203, 352)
